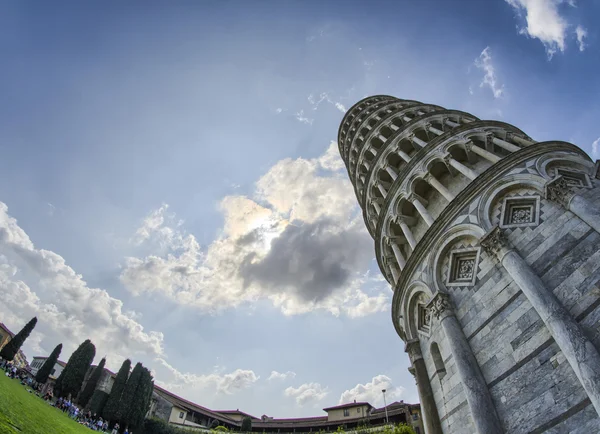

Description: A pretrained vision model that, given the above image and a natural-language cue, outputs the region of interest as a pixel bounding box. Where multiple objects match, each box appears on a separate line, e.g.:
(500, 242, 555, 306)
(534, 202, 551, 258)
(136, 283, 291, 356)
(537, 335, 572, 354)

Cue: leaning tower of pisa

(338, 96, 600, 433)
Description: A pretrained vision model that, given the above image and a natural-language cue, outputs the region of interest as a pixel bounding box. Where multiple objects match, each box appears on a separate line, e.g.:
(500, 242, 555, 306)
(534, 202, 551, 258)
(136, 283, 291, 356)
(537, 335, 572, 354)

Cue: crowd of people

(1, 358, 131, 434)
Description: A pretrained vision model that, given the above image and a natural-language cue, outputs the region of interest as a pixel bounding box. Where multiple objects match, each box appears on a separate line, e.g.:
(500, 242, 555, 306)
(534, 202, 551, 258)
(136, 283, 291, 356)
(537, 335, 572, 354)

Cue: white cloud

(268, 370, 297, 382)
(156, 358, 259, 395)
(505, 0, 585, 58)
(307, 92, 348, 114)
(474, 47, 504, 98)
(339, 375, 403, 406)
(592, 137, 600, 160)
(284, 382, 329, 406)
(120, 142, 389, 318)
(575, 25, 587, 51)
(0, 202, 164, 369)
(295, 110, 314, 125)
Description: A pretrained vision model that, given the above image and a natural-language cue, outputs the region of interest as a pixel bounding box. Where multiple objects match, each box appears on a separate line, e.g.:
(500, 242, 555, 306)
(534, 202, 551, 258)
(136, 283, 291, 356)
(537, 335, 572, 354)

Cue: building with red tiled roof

(148, 388, 423, 434)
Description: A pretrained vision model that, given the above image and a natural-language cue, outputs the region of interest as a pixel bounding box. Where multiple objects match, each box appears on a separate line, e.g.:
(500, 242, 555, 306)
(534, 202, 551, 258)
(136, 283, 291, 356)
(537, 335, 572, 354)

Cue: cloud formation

(575, 25, 587, 52)
(120, 142, 389, 317)
(284, 382, 329, 406)
(156, 358, 259, 395)
(474, 47, 504, 99)
(592, 137, 599, 160)
(505, 0, 587, 58)
(0, 202, 164, 369)
(268, 370, 297, 382)
(338, 375, 403, 406)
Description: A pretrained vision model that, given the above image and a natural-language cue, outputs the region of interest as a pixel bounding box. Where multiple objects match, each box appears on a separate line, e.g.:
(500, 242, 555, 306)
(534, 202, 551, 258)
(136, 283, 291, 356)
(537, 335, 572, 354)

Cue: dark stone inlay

(440, 400, 468, 422)
(510, 318, 545, 351)
(488, 338, 555, 389)
(527, 398, 591, 434)
(466, 288, 522, 341)
(539, 229, 598, 287)
(575, 294, 600, 322)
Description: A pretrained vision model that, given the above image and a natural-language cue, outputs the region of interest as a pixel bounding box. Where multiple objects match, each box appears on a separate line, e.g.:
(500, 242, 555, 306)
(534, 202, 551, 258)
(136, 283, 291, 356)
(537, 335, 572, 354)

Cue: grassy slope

(0, 373, 90, 434)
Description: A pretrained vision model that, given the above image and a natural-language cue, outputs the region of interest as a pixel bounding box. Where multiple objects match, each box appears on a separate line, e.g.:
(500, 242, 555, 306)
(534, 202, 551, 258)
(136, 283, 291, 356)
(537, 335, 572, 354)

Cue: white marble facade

(338, 96, 600, 433)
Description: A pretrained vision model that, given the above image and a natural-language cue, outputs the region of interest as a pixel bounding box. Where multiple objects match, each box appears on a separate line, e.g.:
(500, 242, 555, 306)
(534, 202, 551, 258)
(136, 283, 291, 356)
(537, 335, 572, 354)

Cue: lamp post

(382, 389, 389, 425)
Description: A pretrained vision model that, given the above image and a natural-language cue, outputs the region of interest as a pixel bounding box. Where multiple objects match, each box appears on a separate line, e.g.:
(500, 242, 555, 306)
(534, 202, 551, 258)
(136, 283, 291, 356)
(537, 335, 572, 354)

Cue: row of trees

(103, 359, 155, 429)
(1, 316, 154, 431)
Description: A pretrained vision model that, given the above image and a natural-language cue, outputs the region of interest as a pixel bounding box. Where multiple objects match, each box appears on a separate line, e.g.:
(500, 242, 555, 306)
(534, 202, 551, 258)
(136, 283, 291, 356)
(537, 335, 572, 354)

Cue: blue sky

(0, 0, 598, 418)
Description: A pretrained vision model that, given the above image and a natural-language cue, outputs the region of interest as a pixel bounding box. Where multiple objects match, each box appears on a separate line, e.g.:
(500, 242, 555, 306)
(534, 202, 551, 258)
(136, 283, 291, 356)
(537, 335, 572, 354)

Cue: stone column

(384, 164, 398, 181)
(426, 124, 444, 136)
(545, 176, 600, 234)
(372, 201, 381, 215)
(424, 173, 455, 202)
(405, 339, 443, 434)
(465, 141, 501, 163)
(386, 237, 406, 270)
(377, 182, 388, 197)
(487, 133, 520, 153)
(410, 134, 428, 148)
(397, 148, 412, 163)
(507, 132, 535, 147)
(427, 293, 503, 434)
(395, 216, 417, 250)
(481, 226, 600, 417)
(409, 194, 435, 227)
(444, 119, 459, 128)
(444, 154, 479, 180)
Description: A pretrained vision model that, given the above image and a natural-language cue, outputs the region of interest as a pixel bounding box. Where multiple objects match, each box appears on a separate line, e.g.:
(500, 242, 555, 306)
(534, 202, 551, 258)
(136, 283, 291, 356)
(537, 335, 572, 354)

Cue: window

(343, 409, 350, 417)
(179, 412, 185, 419)
(447, 248, 480, 287)
(417, 304, 430, 332)
(357, 408, 361, 413)
(431, 342, 446, 380)
(500, 195, 540, 229)
(556, 169, 592, 188)
(50, 369, 55, 376)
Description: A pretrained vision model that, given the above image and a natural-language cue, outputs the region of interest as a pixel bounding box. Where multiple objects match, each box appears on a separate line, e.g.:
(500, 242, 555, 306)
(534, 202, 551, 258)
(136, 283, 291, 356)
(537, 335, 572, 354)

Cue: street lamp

(382, 389, 389, 425)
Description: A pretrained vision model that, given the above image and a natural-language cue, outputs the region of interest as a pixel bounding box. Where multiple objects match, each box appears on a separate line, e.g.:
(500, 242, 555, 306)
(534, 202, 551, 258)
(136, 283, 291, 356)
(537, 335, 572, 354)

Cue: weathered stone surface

(339, 95, 600, 433)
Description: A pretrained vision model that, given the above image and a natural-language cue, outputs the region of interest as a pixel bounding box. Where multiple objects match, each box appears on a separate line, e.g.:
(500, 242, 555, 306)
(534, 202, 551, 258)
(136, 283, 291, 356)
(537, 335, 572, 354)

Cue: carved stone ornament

(545, 176, 575, 208)
(405, 339, 423, 361)
(480, 226, 508, 259)
(427, 292, 453, 321)
(485, 132, 495, 148)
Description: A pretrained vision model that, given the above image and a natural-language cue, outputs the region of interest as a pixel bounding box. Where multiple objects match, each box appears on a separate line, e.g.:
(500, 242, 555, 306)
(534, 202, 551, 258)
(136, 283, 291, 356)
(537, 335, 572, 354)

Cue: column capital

(405, 339, 424, 362)
(443, 153, 453, 166)
(427, 292, 454, 321)
(480, 225, 512, 261)
(545, 175, 576, 208)
(407, 365, 416, 378)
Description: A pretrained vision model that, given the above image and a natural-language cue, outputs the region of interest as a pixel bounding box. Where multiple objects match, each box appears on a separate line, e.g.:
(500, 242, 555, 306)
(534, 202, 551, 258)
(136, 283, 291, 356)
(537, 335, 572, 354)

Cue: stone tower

(337, 95, 600, 433)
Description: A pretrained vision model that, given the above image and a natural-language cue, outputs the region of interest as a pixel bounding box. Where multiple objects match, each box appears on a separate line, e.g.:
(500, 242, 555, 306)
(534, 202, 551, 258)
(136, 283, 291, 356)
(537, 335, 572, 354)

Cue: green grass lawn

(0, 373, 91, 434)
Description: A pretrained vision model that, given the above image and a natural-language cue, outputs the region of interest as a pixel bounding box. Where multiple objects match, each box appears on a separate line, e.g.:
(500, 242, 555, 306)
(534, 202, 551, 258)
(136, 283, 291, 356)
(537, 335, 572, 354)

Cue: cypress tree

(54, 339, 96, 398)
(125, 367, 154, 429)
(103, 358, 131, 423)
(35, 343, 62, 384)
(120, 362, 144, 426)
(78, 357, 106, 407)
(89, 389, 110, 415)
(0, 317, 37, 361)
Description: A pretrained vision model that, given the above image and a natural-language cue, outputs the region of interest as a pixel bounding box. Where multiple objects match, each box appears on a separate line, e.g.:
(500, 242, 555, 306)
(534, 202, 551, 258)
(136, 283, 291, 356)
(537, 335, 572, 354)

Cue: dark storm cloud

(239, 217, 371, 303)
